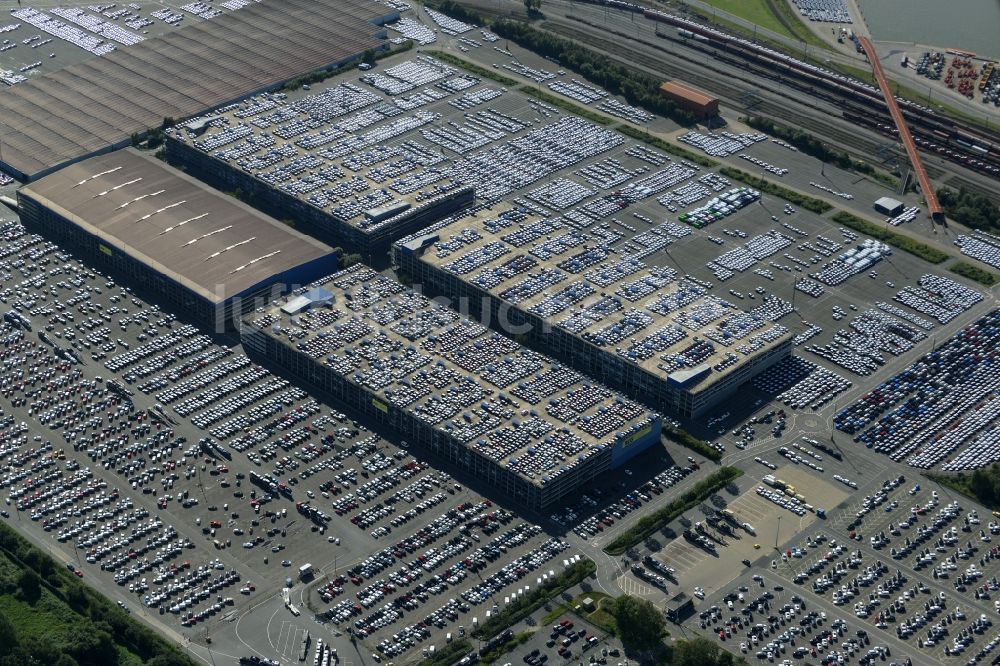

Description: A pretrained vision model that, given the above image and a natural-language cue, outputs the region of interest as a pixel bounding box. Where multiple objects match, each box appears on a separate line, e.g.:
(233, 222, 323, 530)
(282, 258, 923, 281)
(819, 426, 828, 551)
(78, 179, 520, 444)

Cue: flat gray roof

(19, 149, 334, 304)
(0, 0, 391, 180)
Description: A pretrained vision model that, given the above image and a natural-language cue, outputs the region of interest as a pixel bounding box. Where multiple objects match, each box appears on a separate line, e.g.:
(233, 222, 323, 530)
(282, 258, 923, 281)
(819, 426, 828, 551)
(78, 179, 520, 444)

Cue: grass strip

(717, 166, 832, 213)
(831, 211, 949, 264)
(541, 591, 618, 635)
(423, 639, 474, 666)
(472, 559, 596, 639)
(604, 467, 744, 555)
(615, 124, 717, 167)
(665, 425, 721, 462)
(519, 86, 615, 125)
(0, 521, 196, 665)
(949, 261, 1000, 287)
(480, 631, 533, 665)
(425, 50, 519, 86)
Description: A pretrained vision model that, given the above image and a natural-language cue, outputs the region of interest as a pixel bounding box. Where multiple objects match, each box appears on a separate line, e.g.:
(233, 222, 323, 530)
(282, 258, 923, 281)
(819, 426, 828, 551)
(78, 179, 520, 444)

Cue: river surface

(856, 0, 1000, 60)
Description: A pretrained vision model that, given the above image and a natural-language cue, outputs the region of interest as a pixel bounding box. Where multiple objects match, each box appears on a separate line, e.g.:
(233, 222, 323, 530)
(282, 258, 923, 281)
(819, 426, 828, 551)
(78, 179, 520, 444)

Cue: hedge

(423, 639, 474, 666)
(717, 167, 832, 214)
(424, 50, 519, 86)
(471, 559, 596, 639)
(615, 124, 717, 167)
(604, 467, 743, 555)
(520, 86, 616, 125)
(950, 261, 1000, 286)
(664, 425, 721, 462)
(831, 211, 949, 264)
(480, 631, 533, 664)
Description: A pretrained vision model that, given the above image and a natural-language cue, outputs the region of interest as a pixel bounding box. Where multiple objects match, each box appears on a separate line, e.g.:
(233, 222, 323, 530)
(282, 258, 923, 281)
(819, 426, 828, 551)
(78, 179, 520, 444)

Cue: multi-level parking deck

(394, 204, 793, 417)
(241, 264, 661, 509)
(163, 54, 497, 255)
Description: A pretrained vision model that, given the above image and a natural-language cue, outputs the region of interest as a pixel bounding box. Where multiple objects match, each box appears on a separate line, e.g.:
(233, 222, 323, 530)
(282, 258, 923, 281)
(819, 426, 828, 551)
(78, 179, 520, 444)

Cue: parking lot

(692, 471, 1000, 665)
(0, 218, 604, 664)
(0, 6, 999, 666)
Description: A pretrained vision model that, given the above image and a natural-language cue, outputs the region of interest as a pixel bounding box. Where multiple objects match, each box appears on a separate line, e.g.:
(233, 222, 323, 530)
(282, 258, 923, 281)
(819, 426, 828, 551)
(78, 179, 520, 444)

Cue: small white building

(874, 196, 904, 216)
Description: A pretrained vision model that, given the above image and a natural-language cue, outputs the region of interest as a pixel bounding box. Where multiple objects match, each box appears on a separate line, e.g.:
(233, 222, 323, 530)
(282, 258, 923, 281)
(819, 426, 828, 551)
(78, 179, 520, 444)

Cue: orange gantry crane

(858, 36, 944, 223)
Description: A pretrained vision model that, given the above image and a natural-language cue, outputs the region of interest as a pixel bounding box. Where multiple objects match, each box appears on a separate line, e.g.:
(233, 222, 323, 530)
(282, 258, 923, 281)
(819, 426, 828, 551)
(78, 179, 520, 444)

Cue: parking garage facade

(240, 264, 661, 510)
(164, 137, 475, 257)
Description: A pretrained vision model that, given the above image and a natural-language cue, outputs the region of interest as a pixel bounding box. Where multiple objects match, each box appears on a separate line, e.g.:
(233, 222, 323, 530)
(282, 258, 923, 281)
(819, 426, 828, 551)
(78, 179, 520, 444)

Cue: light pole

(775, 515, 781, 550)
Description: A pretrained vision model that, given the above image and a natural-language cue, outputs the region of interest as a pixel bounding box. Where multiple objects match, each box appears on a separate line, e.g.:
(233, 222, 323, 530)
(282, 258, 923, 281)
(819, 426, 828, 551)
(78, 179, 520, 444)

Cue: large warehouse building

(0, 0, 395, 181)
(393, 204, 793, 418)
(163, 55, 478, 256)
(18, 149, 339, 331)
(241, 264, 662, 510)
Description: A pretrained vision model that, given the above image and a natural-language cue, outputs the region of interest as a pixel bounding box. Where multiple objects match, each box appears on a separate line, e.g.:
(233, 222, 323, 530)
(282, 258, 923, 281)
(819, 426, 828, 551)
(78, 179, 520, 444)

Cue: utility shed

(874, 196, 904, 216)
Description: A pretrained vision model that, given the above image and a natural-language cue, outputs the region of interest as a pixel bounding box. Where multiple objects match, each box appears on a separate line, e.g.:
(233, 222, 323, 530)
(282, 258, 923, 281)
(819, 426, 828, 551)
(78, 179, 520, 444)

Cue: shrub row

(519, 86, 615, 125)
(717, 167, 832, 213)
(423, 639, 474, 666)
(831, 211, 949, 264)
(425, 50, 519, 86)
(471, 559, 596, 640)
(604, 467, 743, 555)
(664, 426, 721, 462)
(949, 261, 999, 286)
(616, 124, 716, 167)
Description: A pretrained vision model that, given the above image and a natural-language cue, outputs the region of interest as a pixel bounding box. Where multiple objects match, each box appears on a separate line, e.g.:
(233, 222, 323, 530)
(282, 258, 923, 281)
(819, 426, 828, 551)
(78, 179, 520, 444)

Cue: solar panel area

(0, 0, 395, 181)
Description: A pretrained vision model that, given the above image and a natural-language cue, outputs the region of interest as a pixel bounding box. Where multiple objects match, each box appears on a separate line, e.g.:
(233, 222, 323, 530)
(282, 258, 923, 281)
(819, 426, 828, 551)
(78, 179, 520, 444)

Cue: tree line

(426, 1, 697, 126)
(0, 522, 195, 666)
(938, 187, 1000, 233)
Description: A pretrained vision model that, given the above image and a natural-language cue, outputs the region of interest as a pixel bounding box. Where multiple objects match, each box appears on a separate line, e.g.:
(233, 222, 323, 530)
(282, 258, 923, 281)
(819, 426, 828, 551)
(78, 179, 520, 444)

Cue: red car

(74, 569, 83, 578)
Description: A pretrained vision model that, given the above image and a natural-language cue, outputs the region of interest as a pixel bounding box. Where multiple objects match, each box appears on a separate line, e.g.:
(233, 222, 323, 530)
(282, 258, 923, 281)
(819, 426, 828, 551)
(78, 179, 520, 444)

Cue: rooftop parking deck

(244, 264, 661, 491)
(397, 202, 793, 403)
(164, 55, 485, 236)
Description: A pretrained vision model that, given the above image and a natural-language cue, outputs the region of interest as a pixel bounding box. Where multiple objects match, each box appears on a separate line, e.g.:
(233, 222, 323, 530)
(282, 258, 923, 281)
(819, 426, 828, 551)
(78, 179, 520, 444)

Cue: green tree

(340, 253, 363, 269)
(146, 654, 195, 666)
(361, 49, 377, 66)
(672, 637, 729, 666)
(52, 654, 79, 666)
(16, 568, 41, 602)
(0, 611, 17, 656)
(524, 0, 542, 15)
(611, 595, 665, 651)
(63, 624, 117, 666)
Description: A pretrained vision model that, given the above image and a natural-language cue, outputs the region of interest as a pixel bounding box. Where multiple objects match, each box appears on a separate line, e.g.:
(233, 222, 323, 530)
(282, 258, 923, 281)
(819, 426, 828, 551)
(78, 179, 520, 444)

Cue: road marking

(617, 574, 653, 596)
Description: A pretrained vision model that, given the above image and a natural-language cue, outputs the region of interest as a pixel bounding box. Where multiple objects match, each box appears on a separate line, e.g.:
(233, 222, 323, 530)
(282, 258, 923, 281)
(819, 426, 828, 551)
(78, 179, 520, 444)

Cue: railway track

(548, 16, 998, 192)
(547, 21, 904, 173)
